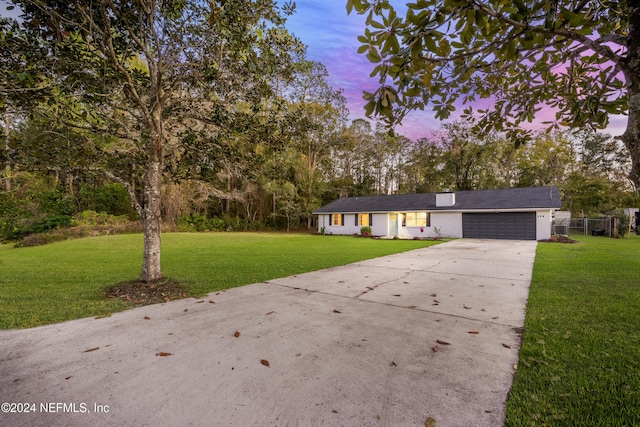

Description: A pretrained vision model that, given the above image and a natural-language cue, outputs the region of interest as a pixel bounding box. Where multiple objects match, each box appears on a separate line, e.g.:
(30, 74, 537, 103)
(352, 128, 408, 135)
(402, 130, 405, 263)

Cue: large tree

(347, 0, 639, 194)
(282, 60, 348, 227)
(4, 0, 300, 281)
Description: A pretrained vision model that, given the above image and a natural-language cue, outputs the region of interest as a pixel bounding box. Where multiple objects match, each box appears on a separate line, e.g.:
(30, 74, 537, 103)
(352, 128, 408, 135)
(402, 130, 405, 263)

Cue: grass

(505, 234, 640, 426)
(4, 230, 638, 424)
(0, 232, 442, 329)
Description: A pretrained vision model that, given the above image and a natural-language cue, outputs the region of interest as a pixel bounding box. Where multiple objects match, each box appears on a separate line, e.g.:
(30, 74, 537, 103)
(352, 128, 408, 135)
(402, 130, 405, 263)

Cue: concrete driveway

(0, 239, 537, 427)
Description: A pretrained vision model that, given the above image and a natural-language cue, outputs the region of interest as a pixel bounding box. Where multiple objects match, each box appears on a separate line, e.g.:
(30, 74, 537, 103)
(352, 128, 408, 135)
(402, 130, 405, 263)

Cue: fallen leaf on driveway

(425, 416, 436, 427)
(261, 359, 270, 367)
(183, 308, 188, 312)
(502, 343, 512, 348)
(196, 300, 204, 304)
(436, 340, 450, 345)
(156, 352, 172, 357)
(463, 305, 472, 309)
(234, 331, 241, 338)
(430, 293, 437, 297)
(143, 316, 150, 320)
(432, 345, 439, 352)
(393, 294, 401, 297)
(468, 331, 480, 334)
(84, 347, 99, 353)
(333, 309, 341, 314)
(209, 300, 215, 304)
(266, 311, 275, 315)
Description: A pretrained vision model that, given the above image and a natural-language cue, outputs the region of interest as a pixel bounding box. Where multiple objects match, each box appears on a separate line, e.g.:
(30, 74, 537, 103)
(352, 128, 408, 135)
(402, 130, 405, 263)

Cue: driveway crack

(353, 271, 413, 298)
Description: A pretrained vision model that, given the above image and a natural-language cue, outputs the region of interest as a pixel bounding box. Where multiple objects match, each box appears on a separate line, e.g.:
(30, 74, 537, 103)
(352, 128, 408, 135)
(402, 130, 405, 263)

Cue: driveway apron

(0, 239, 537, 427)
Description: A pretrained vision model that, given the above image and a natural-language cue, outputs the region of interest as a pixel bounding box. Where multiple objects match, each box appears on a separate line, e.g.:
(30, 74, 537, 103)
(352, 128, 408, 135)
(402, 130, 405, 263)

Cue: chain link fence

(568, 218, 614, 236)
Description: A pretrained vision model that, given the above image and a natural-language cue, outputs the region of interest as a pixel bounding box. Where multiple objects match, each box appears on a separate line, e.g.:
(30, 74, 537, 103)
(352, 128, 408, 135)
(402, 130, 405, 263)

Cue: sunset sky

(282, 1, 628, 141)
(0, 1, 627, 140)
(282, 0, 442, 140)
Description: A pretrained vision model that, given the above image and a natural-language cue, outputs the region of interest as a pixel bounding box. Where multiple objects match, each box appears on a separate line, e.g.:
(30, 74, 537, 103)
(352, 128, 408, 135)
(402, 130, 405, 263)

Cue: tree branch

(467, 0, 624, 65)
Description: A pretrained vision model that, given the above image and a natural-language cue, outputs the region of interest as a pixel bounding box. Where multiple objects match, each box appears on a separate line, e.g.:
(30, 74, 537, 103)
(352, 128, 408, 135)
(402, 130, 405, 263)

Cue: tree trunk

(4, 108, 10, 192)
(139, 134, 163, 283)
(623, 3, 640, 198)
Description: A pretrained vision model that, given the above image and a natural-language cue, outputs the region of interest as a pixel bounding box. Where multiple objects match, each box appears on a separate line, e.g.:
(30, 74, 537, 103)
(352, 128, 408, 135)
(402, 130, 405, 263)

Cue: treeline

(2, 110, 636, 243)
(0, 7, 636, 244)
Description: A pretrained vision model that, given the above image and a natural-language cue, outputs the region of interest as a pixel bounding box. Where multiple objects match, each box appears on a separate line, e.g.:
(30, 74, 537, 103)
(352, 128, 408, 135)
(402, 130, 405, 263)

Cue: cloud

(282, 1, 626, 140)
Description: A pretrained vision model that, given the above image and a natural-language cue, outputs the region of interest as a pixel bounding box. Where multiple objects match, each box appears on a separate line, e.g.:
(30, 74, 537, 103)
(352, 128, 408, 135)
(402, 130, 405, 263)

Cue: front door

(388, 214, 398, 237)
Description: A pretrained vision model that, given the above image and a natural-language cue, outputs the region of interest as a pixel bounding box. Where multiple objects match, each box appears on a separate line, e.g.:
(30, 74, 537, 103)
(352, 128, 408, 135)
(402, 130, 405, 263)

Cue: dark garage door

(462, 212, 536, 240)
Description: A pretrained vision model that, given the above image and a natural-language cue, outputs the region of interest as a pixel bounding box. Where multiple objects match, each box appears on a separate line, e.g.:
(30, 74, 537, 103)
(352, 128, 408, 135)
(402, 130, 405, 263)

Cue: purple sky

(283, 1, 627, 141)
(0, 1, 627, 140)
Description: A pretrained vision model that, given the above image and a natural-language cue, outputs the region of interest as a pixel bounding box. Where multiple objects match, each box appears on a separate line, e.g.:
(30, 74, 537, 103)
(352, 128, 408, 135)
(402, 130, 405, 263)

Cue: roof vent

(436, 192, 455, 207)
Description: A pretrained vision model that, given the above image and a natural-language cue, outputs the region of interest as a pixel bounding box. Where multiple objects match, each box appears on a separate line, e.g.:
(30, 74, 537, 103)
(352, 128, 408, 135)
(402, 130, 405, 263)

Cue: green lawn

(505, 234, 640, 426)
(3, 231, 639, 425)
(0, 232, 441, 329)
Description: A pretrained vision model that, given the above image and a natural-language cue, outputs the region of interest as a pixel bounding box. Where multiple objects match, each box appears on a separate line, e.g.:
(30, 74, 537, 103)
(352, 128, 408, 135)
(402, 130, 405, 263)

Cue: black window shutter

(402, 213, 406, 227)
(329, 214, 332, 226)
(426, 213, 431, 227)
(341, 214, 345, 226)
(369, 213, 373, 226)
(355, 214, 358, 226)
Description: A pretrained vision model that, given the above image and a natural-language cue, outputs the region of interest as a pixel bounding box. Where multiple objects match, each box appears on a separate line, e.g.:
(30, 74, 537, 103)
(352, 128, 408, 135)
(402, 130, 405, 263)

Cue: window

(403, 212, 430, 227)
(331, 214, 343, 226)
(358, 213, 370, 226)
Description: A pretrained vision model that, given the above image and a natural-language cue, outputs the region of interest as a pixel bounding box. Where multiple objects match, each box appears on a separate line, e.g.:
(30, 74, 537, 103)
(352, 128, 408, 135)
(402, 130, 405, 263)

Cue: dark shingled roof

(313, 186, 562, 214)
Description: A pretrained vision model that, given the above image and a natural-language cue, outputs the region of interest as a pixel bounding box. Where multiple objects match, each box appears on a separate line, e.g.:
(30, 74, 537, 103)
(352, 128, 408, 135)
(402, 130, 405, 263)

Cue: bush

(614, 208, 631, 237)
(79, 183, 137, 218)
(360, 226, 372, 237)
(0, 176, 74, 242)
(16, 232, 69, 247)
(29, 215, 72, 234)
(224, 215, 242, 231)
(15, 211, 141, 247)
(209, 217, 225, 231)
(36, 190, 74, 217)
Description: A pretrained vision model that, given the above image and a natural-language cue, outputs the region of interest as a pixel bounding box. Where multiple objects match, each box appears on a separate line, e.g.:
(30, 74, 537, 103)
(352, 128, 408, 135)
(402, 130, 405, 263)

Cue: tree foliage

(2, 0, 303, 281)
(2, 1, 637, 252)
(347, 0, 640, 193)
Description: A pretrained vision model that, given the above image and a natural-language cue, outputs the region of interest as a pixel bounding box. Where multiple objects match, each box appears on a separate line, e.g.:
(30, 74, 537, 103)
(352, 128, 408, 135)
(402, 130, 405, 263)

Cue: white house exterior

(313, 186, 562, 241)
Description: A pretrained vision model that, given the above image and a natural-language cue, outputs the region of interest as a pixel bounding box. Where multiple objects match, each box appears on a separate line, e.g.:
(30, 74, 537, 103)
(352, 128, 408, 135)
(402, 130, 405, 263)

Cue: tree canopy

(347, 0, 640, 193)
(2, 0, 303, 281)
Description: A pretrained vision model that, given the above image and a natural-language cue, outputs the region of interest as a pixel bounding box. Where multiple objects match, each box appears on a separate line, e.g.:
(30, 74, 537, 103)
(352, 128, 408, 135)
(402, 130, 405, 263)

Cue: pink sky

(283, 1, 627, 141)
(0, 1, 627, 140)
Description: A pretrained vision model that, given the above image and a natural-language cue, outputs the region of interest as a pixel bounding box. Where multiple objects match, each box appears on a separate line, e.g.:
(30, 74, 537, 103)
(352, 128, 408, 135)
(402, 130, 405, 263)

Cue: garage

(315, 186, 560, 240)
(462, 212, 536, 240)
